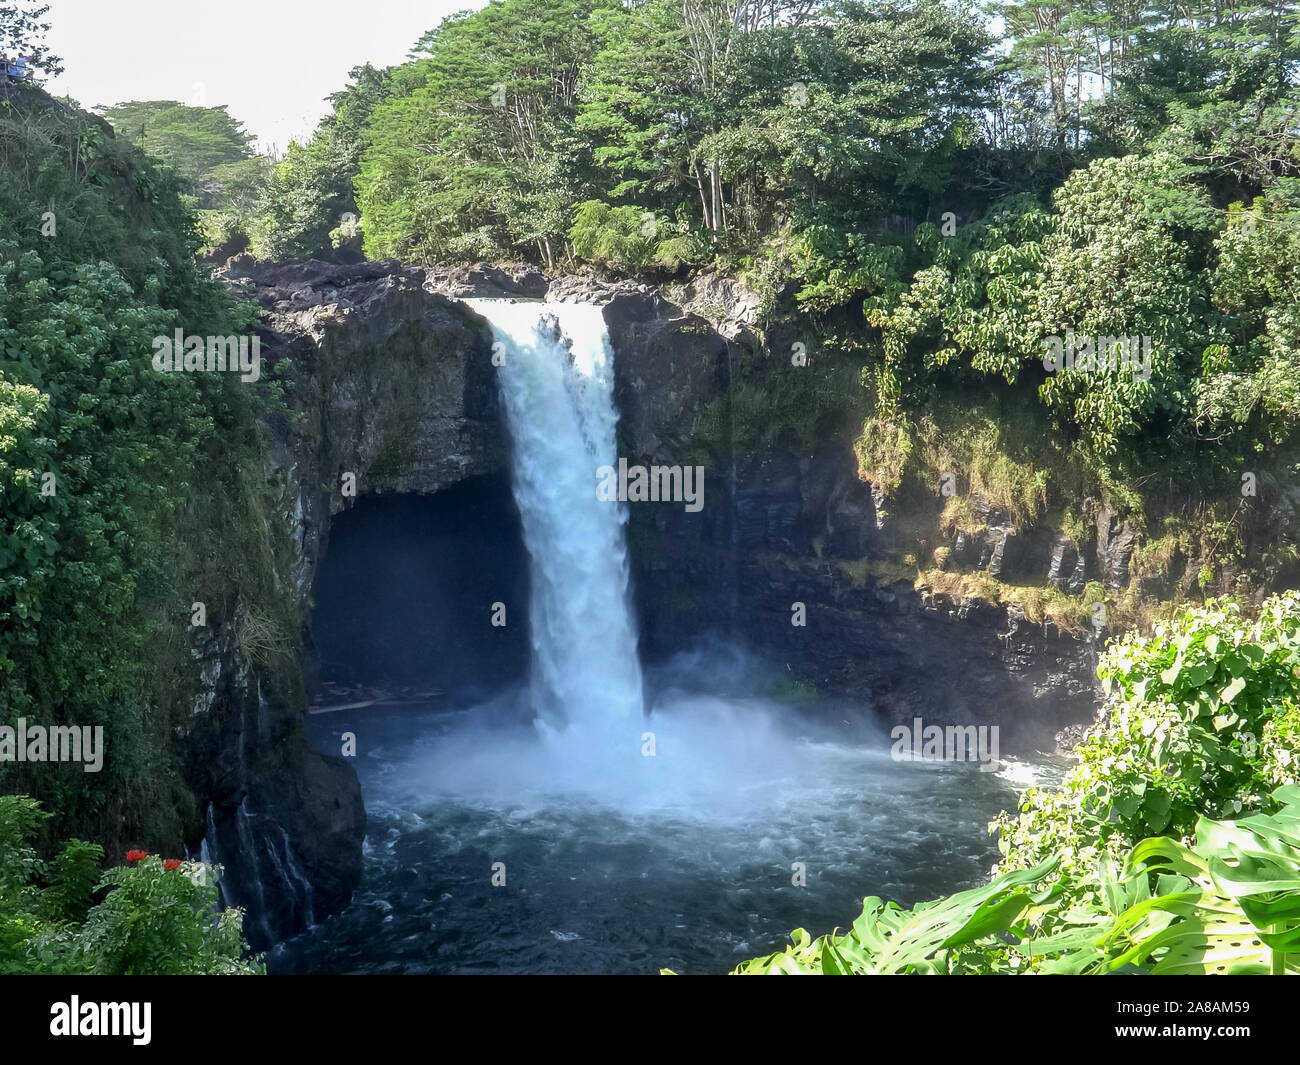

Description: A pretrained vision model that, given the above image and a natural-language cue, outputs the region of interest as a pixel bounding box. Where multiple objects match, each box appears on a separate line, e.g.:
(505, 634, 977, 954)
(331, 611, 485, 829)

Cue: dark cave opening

(308, 475, 529, 699)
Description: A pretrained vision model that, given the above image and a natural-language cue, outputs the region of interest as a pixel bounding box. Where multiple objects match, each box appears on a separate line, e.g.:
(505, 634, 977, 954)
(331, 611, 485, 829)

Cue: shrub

(0, 795, 261, 975)
(994, 593, 1300, 880)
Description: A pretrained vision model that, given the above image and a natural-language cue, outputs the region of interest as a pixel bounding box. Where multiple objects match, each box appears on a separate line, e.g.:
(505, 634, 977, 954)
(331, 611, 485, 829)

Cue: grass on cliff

(856, 392, 1076, 528)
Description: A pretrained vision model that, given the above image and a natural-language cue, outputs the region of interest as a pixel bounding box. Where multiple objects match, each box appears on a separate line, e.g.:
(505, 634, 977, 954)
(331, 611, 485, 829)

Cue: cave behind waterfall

(309, 475, 529, 699)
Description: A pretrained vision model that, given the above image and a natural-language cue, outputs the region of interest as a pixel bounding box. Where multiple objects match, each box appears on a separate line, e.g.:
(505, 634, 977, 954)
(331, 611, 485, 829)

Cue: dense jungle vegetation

(0, 0, 1297, 975)
(1, 4, 281, 972)
(162, 0, 1300, 583)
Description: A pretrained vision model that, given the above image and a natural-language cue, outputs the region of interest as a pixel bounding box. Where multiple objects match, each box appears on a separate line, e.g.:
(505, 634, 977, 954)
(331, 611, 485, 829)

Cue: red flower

(126, 849, 148, 862)
(163, 858, 182, 871)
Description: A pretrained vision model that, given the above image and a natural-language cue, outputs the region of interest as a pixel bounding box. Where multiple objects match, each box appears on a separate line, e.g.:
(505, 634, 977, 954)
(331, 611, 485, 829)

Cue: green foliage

(861, 153, 1208, 459)
(97, 101, 256, 209)
(856, 393, 1055, 522)
(1199, 184, 1300, 442)
(0, 90, 292, 853)
(568, 200, 659, 268)
(723, 786, 1300, 976)
(253, 64, 388, 260)
(0, 794, 45, 893)
(357, 0, 603, 267)
(1010, 789, 1300, 976)
(350, 0, 997, 267)
(76, 855, 260, 975)
(728, 859, 1058, 974)
(567, 199, 707, 270)
(994, 594, 1300, 881)
(0, 795, 261, 975)
(41, 838, 103, 924)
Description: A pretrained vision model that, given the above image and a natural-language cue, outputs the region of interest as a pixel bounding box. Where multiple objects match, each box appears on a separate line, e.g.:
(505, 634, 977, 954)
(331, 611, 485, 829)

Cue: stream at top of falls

(268, 301, 1065, 975)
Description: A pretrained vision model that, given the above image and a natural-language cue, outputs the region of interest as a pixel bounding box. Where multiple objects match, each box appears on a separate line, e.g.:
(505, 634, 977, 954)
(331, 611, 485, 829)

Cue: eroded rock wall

(193, 258, 505, 947)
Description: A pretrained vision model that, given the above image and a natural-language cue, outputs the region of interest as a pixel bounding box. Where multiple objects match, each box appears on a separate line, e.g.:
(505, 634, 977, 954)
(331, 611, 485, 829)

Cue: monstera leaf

(730, 859, 1059, 975)
(1021, 856, 1165, 974)
(720, 789, 1300, 976)
(1096, 787, 1300, 974)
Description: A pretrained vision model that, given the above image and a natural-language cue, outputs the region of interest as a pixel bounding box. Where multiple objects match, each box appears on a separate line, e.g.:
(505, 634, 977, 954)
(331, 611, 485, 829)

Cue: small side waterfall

(200, 802, 228, 909)
(467, 301, 644, 745)
(234, 797, 273, 944)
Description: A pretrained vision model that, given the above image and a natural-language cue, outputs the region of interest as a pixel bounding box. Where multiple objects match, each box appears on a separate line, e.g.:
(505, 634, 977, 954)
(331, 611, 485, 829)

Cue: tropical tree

(0, 2, 62, 80)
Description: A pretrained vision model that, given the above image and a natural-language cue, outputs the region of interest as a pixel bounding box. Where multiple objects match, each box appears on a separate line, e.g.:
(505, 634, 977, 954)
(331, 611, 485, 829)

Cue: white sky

(44, 1, 483, 153)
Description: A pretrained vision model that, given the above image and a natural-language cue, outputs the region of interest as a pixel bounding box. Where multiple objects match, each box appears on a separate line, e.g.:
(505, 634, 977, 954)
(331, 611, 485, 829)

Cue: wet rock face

(1096, 506, 1138, 591)
(182, 618, 366, 951)
(1047, 535, 1082, 591)
(202, 747, 366, 952)
(600, 284, 1104, 755)
(247, 258, 508, 583)
(628, 476, 1101, 755)
(193, 258, 512, 946)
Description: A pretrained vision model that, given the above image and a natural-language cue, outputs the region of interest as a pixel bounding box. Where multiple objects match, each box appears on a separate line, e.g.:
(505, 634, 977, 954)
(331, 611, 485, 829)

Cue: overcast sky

(44, 1, 482, 153)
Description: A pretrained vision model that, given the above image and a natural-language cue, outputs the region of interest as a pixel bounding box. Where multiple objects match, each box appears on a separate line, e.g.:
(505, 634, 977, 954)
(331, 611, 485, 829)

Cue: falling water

(466, 301, 644, 749)
(271, 299, 1053, 974)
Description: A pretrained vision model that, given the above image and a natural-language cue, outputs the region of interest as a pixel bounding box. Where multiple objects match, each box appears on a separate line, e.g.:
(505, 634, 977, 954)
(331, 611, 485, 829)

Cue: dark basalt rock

(986, 526, 1019, 579)
(821, 464, 876, 560)
(193, 258, 510, 945)
(1096, 506, 1138, 590)
(1047, 535, 1079, 589)
(423, 261, 549, 299)
(952, 528, 984, 567)
(1067, 550, 1088, 594)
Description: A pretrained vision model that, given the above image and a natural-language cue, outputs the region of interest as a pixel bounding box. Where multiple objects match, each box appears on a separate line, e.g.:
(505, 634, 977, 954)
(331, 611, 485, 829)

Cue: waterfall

(234, 796, 273, 944)
(201, 802, 228, 909)
(467, 301, 644, 748)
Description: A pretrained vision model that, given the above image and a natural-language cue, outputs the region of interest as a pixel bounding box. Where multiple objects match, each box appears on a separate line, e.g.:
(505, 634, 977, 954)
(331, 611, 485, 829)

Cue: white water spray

(467, 301, 644, 749)
(415, 301, 1026, 818)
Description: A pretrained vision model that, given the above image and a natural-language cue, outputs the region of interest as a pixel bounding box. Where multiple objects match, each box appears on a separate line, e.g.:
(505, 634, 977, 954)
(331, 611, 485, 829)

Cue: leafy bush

(0, 94, 295, 853)
(994, 593, 1300, 880)
(0, 795, 261, 975)
(568, 200, 662, 269)
(724, 859, 1058, 975)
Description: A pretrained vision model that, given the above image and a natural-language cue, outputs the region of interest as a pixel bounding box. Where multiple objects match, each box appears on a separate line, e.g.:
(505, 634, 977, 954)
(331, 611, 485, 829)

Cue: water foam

(468, 300, 644, 757)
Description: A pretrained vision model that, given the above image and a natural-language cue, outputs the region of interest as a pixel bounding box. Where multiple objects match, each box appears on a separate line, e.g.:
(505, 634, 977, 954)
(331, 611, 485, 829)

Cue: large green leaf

(733, 859, 1058, 975)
